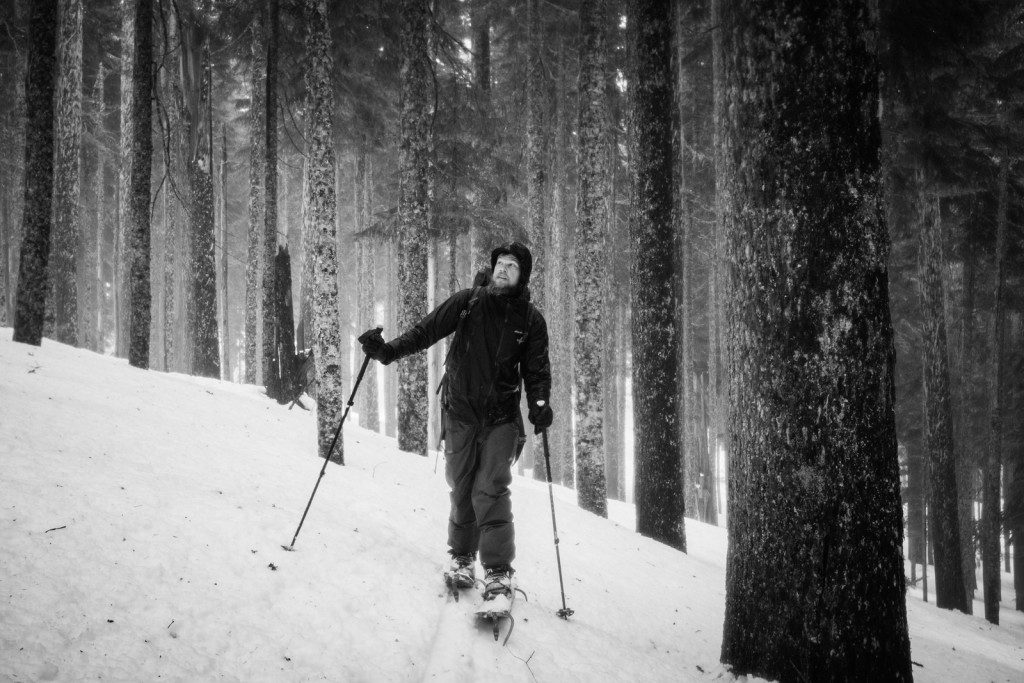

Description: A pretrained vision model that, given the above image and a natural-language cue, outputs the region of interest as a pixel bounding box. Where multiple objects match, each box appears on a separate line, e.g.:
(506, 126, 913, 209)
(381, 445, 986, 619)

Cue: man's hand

(528, 400, 553, 434)
(358, 327, 395, 365)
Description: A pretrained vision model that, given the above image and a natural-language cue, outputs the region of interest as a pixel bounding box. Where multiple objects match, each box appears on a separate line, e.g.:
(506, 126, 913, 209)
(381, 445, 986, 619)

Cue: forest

(0, 0, 1021, 680)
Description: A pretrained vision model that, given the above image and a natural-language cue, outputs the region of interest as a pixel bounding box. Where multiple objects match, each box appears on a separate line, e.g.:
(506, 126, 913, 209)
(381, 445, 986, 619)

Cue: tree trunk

(718, 2, 913, 679)
(182, 27, 218, 379)
(125, 0, 154, 369)
(275, 245, 296, 399)
(48, 0, 83, 346)
(356, 148, 379, 431)
(304, 0, 342, 462)
(917, 176, 968, 612)
(527, 0, 549, 479)
(550, 38, 574, 488)
(263, 0, 280, 399)
(469, 0, 492, 270)
(12, 0, 58, 346)
(982, 153, 1009, 624)
(220, 125, 230, 379)
(956, 231, 978, 608)
(244, 7, 266, 384)
(83, 61, 106, 353)
(574, 0, 609, 517)
(396, 0, 431, 456)
(629, 0, 684, 548)
(710, 0, 727, 525)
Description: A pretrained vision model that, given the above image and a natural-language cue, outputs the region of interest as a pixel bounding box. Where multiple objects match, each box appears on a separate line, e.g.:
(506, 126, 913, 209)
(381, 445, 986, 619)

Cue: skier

(360, 242, 552, 604)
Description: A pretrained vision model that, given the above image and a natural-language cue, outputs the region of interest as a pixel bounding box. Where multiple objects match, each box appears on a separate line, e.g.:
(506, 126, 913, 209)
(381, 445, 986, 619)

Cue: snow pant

(443, 417, 518, 569)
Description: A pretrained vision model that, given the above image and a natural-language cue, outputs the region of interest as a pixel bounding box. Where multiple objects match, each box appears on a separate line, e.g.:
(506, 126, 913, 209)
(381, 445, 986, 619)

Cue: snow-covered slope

(1, 328, 1021, 682)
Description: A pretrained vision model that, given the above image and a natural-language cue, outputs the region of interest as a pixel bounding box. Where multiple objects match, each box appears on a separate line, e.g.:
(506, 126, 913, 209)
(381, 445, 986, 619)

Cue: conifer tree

(629, 0, 685, 550)
(396, 0, 431, 456)
(719, 1, 912, 679)
(574, 0, 609, 516)
(12, 0, 58, 346)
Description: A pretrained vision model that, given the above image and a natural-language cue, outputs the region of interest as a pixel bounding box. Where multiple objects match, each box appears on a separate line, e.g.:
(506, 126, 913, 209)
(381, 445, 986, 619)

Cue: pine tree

(12, 0, 58, 346)
(48, 0, 84, 346)
(304, 0, 342, 462)
(917, 173, 969, 612)
(629, 0, 685, 550)
(396, 0, 431, 456)
(125, 0, 154, 369)
(244, 7, 266, 385)
(574, 0, 609, 516)
(718, 1, 912, 680)
(262, 0, 280, 399)
(114, 0, 135, 357)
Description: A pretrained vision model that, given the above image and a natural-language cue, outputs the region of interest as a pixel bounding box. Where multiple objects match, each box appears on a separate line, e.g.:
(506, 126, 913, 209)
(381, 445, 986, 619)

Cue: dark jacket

(386, 284, 551, 425)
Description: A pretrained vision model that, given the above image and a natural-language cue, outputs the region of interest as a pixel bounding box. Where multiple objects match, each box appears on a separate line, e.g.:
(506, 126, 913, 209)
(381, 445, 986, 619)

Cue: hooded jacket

(384, 274, 551, 426)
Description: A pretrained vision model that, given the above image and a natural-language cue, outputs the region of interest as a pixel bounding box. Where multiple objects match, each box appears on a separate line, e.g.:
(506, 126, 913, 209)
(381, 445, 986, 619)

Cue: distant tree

(356, 147, 379, 431)
(574, 0, 609, 516)
(244, 6, 266, 385)
(178, 8, 218, 378)
(12, 0, 58, 346)
(274, 244, 296, 401)
(304, 0, 342, 462)
(262, 0, 280, 399)
(396, 0, 431, 456)
(114, 0, 135, 357)
(126, 0, 154, 369)
(48, 0, 84, 346)
(984, 154, 1010, 624)
(718, 1, 912, 680)
(629, 0, 685, 550)
(917, 174, 969, 612)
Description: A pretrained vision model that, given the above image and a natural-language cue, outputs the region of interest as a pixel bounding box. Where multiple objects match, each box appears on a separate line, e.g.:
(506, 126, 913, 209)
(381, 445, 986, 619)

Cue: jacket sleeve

(521, 306, 552, 407)
(386, 289, 471, 361)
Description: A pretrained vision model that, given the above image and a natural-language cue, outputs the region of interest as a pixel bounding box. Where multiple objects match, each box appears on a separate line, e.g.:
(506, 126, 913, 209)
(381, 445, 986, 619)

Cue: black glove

(528, 400, 553, 434)
(358, 327, 395, 365)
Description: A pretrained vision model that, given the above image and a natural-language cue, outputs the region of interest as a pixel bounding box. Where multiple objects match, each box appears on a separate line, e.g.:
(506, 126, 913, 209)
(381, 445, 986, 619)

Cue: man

(360, 242, 552, 602)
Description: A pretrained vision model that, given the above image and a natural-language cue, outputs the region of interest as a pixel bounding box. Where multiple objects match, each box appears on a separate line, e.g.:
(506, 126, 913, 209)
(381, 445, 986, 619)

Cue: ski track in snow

(2, 328, 1023, 683)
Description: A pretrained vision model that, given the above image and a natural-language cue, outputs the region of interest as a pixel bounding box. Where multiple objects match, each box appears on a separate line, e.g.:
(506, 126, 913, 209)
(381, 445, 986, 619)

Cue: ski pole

(283, 329, 379, 551)
(541, 429, 574, 619)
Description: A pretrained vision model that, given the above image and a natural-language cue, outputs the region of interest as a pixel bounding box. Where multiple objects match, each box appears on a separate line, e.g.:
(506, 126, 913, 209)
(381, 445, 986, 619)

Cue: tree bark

(527, 0, 549, 480)
(397, 0, 431, 456)
(916, 176, 968, 612)
(550, 38, 574, 488)
(244, 7, 266, 384)
(12, 0, 58, 346)
(574, 0, 609, 516)
(982, 153, 1009, 624)
(629, 0, 684, 548)
(356, 148, 379, 431)
(718, 1, 913, 679)
(304, 0, 342, 462)
(263, 0, 280, 399)
(48, 0, 83, 346)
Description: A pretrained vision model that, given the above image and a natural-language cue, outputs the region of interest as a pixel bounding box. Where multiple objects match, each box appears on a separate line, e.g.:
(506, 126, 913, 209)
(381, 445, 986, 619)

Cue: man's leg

(444, 417, 480, 557)
(474, 421, 518, 569)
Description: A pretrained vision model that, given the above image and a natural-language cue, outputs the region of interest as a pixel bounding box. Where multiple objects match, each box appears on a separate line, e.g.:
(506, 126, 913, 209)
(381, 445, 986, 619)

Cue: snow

(1, 327, 1022, 683)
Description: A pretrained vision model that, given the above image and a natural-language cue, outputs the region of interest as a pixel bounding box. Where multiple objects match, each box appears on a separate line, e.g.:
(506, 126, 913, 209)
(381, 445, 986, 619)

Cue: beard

(487, 280, 516, 296)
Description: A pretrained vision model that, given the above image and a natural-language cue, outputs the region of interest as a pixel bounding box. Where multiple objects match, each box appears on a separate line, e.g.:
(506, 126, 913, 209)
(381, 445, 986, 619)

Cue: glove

(358, 327, 395, 365)
(528, 400, 553, 434)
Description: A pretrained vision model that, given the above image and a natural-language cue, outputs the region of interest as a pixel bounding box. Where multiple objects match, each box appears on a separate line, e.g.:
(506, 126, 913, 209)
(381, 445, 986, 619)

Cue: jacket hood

(490, 242, 533, 288)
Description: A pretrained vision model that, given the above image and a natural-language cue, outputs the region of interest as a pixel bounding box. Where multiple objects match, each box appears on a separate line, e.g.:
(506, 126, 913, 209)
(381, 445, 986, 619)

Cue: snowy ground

(1, 328, 1022, 683)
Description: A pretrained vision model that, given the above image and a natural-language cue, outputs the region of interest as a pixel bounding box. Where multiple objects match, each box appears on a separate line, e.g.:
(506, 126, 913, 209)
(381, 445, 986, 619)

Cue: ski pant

(444, 416, 517, 569)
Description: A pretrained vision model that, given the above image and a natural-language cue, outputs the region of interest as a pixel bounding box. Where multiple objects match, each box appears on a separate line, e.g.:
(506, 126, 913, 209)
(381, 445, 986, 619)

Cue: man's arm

(384, 289, 472, 363)
(521, 306, 552, 406)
